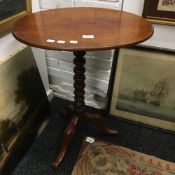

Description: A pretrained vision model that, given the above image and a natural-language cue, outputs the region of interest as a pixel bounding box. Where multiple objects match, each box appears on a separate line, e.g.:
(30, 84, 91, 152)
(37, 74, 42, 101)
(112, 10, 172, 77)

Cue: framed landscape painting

(110, 47, 175, 132)
(0, 0, 31, 34)
(0, 46, 50, 175)
(143, 0, 175, 25)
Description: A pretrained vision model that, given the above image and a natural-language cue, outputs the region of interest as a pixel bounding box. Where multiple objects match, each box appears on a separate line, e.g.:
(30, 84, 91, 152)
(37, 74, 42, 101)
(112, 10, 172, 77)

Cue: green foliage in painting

(15, 67, 46, 107)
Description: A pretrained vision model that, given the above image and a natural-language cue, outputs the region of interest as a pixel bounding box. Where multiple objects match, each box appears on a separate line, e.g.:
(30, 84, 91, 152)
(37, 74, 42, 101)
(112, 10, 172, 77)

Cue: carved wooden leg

(81, 112, 118, 135)
(60, 105, 74, 118)
(52, 51, 86, 168)
(73, 51, 86, 113)
(61, 51, 86, 117)
(52, 51, 118, 169)
(52, 115, 79, 168)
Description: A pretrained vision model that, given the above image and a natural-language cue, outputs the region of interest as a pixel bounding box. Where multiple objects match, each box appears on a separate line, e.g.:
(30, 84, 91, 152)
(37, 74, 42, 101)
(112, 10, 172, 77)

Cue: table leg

(52, 51, 117, 168)
(52, 51, 86, 168)
(80, 112, 118, 135)
(73, 51, 86, 113)
(52, 115, 79, 169)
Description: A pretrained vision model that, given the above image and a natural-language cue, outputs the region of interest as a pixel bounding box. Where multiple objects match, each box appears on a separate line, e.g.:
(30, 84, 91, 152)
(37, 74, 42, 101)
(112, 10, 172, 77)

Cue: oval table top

(12, 7, 154, 51)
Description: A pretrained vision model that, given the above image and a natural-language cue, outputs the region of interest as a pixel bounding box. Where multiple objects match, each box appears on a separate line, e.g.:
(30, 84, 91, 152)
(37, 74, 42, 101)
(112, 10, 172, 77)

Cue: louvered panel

(46, 55, 112, 71)
(46, 58, 110, 81)
(39, 0, 74, 9)
(75, 0, 121, 9)
(46, 50, 114, 60)
(46, 57, 58, 69)
(49, 77, 107, 109)
(48, 67, 109, 91)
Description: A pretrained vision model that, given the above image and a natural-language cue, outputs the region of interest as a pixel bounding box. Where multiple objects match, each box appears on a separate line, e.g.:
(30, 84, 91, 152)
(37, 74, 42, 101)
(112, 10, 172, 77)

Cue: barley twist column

(73, 51, 86, 114)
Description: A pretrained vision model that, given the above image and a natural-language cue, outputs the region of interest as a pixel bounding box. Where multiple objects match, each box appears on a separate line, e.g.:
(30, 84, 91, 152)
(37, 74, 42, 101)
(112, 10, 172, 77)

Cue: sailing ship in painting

(116, 77, 175, 122)
(133, 78, 169, 107)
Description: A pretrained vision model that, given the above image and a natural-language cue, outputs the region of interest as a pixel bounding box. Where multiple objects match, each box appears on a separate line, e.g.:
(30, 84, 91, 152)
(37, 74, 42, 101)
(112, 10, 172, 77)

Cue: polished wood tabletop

(12, 7, 154, 51)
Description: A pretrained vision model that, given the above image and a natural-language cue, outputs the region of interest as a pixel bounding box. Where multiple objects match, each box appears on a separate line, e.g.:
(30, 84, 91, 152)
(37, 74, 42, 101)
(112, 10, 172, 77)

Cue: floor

(12, 97, 175, 175)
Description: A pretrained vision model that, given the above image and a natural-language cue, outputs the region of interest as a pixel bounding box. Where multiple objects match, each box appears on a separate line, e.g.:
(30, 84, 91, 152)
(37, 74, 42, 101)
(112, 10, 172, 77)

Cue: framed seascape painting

(143, 0, 175, 26)
(0, 0, 32, 34)
(110, 47, 175, 132)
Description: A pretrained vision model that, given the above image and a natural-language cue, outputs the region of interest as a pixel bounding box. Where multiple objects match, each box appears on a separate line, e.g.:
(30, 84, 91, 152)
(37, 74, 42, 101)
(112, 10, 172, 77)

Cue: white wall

(30, 0, 53, 100)
(0, 34, 24, 60)
(31, 0, 40, 12)
(123, 0, 175, 51)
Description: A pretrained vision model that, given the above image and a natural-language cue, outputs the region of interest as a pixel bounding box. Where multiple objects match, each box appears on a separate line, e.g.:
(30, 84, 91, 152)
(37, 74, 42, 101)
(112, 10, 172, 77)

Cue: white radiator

(39, 0, 123, 108)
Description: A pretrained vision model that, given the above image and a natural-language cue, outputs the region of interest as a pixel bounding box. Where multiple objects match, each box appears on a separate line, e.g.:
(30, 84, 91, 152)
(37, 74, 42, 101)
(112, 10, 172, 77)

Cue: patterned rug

(72, 137, 175, 175)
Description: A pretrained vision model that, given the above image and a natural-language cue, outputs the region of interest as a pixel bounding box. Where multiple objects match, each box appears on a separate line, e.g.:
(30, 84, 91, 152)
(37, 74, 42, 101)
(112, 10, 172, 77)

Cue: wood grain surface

(12, 7, 154, 51)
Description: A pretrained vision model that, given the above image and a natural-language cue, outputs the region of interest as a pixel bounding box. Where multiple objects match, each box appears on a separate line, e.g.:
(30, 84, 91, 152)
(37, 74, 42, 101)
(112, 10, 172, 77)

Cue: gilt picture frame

(0, 0, 32, 34)
(110, 47, 175, 132)
(143, 0, 175, 26)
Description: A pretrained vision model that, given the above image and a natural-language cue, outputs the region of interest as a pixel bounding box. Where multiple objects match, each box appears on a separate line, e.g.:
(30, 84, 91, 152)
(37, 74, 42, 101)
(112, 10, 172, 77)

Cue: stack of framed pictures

(110, 47, 175, 132)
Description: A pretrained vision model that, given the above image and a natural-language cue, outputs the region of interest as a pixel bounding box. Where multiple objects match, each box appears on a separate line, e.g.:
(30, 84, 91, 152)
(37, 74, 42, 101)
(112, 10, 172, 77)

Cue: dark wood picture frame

(143, 0, 175, 26)
(0, 0, 32, 35)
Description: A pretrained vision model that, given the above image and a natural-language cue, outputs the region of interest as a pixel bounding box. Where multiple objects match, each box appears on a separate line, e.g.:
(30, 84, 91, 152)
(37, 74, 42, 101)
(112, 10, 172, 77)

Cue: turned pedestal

(52, 51, 118, 168)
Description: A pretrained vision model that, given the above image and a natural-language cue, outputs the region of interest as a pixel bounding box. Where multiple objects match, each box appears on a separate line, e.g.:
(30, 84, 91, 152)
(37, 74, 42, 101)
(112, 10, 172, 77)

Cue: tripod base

(52, 109, 118, 169)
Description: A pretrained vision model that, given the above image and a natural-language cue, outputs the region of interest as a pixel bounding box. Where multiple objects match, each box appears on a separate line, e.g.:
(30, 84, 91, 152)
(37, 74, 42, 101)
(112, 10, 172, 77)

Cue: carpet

(72, 137, 175, 175)
(12, 98, 175, 175)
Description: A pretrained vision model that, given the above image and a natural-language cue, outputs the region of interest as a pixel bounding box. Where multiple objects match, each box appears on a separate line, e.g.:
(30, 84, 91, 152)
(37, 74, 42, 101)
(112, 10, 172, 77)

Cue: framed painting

(143, 0, 175, 26)
(0, 46, 50, 174)
(0, 0, 32, 34)
(110, 47, 175, 132)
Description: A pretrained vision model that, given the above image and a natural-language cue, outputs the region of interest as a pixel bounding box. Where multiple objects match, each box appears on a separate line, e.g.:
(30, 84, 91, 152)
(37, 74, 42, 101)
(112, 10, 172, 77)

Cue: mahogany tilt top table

(12, 7, 154, 168)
